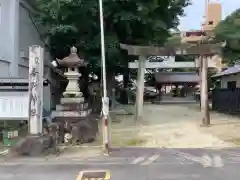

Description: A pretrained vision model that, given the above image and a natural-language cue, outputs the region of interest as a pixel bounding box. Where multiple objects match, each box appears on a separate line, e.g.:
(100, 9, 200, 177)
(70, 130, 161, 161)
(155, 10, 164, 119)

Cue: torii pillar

(135, 56, 145, 121)
(200, 56, 210, 125)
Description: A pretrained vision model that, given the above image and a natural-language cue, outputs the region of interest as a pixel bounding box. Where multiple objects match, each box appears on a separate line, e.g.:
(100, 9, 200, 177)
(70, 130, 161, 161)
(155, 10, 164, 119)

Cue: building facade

(0, 0, 52, 113)
(180, 1, 225, 72)
(212, 63, 240, 89)
(0, 0, 51, 77)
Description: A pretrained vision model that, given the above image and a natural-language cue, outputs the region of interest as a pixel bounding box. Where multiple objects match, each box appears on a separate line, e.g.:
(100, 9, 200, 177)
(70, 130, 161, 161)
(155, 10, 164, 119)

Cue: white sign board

(0, 92, 28, 120)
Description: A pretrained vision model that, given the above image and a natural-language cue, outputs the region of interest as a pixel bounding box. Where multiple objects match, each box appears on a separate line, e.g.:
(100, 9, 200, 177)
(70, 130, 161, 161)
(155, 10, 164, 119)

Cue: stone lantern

(51, 46, 87, 97)
(50, 46, 97, 144)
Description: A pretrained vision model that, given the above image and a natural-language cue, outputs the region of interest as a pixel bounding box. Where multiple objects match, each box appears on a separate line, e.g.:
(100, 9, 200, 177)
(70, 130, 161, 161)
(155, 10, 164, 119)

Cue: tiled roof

(212, 65, 240, 78)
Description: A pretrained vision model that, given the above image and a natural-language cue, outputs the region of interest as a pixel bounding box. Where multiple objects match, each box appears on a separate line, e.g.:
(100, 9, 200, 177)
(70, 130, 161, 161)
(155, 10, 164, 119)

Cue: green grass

(227, 138, 240, 145)
(126, 138, 147, 146)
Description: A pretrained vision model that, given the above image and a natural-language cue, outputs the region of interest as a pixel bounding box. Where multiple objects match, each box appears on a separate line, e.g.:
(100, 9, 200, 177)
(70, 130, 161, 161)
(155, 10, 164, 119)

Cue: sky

(179, 0, 240, 31)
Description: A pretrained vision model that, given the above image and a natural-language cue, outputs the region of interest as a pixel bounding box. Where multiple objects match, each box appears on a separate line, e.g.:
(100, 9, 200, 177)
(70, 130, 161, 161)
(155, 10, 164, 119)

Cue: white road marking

(220, 150, 240, 157)
(166, 149, 224, 168)
(140, 155, 160, 165)
(213, 155, 224, 168)
(169, 150, 201, 163)
(201, 154, 213, 168)
(131, 156, 146, 164)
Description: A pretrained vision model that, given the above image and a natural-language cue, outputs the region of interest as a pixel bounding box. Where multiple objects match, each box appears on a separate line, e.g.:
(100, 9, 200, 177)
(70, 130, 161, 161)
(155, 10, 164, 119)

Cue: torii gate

(120, 42, 223, 126)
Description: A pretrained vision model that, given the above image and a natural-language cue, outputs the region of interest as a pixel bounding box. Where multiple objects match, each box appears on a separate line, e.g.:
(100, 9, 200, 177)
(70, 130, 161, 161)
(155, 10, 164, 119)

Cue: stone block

(63, 91, 82, 97)
(13, 135, 55, 156)
(71, 118, 98, 143)
(56, 103, 88, 111)
(60, 97, 85, 104)
(51, 109, 92, 118)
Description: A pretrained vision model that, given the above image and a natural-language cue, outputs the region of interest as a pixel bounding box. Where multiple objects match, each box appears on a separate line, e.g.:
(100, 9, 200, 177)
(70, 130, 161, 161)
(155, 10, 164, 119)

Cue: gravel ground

(110, 104, 236, 148)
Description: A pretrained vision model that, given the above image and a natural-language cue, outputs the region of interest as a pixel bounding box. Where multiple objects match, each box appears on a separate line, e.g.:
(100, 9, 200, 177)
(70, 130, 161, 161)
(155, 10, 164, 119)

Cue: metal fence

(212, 88, 240, 114)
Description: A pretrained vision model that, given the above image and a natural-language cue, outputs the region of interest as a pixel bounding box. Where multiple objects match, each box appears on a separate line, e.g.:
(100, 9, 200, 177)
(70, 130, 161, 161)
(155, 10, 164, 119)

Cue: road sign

(76, 170, 110, 180)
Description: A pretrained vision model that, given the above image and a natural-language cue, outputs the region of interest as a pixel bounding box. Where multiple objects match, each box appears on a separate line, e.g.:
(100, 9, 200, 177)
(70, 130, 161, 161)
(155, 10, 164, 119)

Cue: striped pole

(102, 97, 110, 154)
(98, 0, 110, 154)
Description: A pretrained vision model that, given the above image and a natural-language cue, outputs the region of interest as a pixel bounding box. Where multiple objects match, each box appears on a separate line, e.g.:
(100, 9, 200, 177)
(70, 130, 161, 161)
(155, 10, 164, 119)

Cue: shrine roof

(212, 65, 240, 78)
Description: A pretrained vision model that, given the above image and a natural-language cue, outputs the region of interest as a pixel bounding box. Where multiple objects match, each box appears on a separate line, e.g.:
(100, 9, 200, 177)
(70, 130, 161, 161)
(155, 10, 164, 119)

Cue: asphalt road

(1, 148, 240, 180)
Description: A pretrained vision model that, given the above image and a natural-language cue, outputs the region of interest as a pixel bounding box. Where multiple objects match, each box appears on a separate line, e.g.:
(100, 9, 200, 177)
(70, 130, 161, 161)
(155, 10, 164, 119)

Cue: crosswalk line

(140, 155, 160, 165)
(131, 156, 146, 164)
(213, 155, 224, 168)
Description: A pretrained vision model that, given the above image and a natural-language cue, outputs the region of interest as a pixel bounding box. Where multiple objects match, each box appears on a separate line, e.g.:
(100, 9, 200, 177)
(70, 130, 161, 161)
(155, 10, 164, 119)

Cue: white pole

(99, 0, 110, 154)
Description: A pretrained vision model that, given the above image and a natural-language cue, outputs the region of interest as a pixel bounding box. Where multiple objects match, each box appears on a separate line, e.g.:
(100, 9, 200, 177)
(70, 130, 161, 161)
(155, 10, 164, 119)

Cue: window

(185, 31, 206, 37)
(208, 21, 214, 25)
(227, 81, 236, 90)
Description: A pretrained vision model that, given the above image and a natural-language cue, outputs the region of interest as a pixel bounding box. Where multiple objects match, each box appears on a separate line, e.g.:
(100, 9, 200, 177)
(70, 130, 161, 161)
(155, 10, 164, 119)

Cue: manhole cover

(76, 170, 110, 180)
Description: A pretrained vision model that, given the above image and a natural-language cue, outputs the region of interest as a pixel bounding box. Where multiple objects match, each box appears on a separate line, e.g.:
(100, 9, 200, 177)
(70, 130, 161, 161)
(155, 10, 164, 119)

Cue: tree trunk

(106, 72, 115, 108)
(78, 67, 89, 100)
(121, 68, 129, 104)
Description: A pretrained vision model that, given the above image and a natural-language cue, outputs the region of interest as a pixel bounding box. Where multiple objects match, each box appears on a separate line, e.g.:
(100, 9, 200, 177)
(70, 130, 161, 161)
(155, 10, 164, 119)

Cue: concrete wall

(220, 74, 240, 88)
(19, 0, 51, 77)
(0, 0, 52, 112)
(19, 0, 51, 112)
(0, 60, 10, 76)
(0, 0, 19, 76)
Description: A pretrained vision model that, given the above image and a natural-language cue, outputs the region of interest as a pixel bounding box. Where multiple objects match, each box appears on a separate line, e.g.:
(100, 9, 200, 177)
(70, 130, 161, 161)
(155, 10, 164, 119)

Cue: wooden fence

(212, 88, 240, 114)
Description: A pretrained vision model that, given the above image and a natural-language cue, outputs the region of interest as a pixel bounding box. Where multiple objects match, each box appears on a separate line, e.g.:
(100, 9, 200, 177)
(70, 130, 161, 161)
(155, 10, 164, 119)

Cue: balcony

(181, 31, 208, 43)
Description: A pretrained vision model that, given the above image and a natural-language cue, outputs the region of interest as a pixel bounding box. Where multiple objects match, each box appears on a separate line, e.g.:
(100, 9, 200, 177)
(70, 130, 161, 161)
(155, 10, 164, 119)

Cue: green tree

(214, 9, 240, 65)
(35, 0, 190, 72)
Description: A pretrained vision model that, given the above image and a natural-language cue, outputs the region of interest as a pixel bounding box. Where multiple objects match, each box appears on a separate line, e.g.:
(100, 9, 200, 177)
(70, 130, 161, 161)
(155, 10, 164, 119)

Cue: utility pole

(98, 0, 110, 154)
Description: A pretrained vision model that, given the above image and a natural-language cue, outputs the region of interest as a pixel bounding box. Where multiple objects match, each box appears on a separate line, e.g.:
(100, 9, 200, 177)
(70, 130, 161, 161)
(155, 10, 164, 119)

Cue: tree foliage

(35, 0, 190, 74)
(214, 9, 240, 65)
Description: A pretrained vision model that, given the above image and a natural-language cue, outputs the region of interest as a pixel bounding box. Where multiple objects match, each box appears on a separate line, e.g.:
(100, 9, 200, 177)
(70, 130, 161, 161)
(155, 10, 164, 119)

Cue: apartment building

(180, 1, 225, 72)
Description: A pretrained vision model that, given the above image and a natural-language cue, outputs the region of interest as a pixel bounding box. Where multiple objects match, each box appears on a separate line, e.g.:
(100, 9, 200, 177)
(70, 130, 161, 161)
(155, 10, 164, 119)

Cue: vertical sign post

(28, 46, 44, 135)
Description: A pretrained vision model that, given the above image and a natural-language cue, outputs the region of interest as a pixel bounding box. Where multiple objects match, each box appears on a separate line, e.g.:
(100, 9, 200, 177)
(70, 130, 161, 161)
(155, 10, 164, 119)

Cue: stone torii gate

(120, 42, 223, 126)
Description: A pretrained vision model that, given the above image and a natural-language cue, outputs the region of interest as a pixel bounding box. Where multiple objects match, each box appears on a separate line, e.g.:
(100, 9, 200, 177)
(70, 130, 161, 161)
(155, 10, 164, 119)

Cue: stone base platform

(51, 109, 92, 119)
(60, 97, 85, 104)
(56, 103, 88, 111)
(50, 95, 99, 144)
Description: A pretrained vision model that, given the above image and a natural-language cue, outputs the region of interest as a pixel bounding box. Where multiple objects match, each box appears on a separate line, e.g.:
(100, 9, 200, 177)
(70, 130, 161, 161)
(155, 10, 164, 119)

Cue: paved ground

(2, 103, 240, 179)
(1, 147, 240, 180)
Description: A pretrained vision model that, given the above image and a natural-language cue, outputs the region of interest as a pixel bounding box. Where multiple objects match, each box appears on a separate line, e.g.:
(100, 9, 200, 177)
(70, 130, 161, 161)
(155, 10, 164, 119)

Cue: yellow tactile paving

(76, 170, 110, 180)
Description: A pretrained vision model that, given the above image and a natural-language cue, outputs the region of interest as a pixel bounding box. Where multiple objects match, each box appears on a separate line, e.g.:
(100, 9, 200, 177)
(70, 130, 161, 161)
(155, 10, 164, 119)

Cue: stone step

(60, 97, 85, 104)
(51, 109, 92, 118)
(56, 103, 88, 111)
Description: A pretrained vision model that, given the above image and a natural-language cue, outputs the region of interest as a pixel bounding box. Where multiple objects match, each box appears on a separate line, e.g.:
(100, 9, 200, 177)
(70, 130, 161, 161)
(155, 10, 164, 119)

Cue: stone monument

(50, 47, 98, 144)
